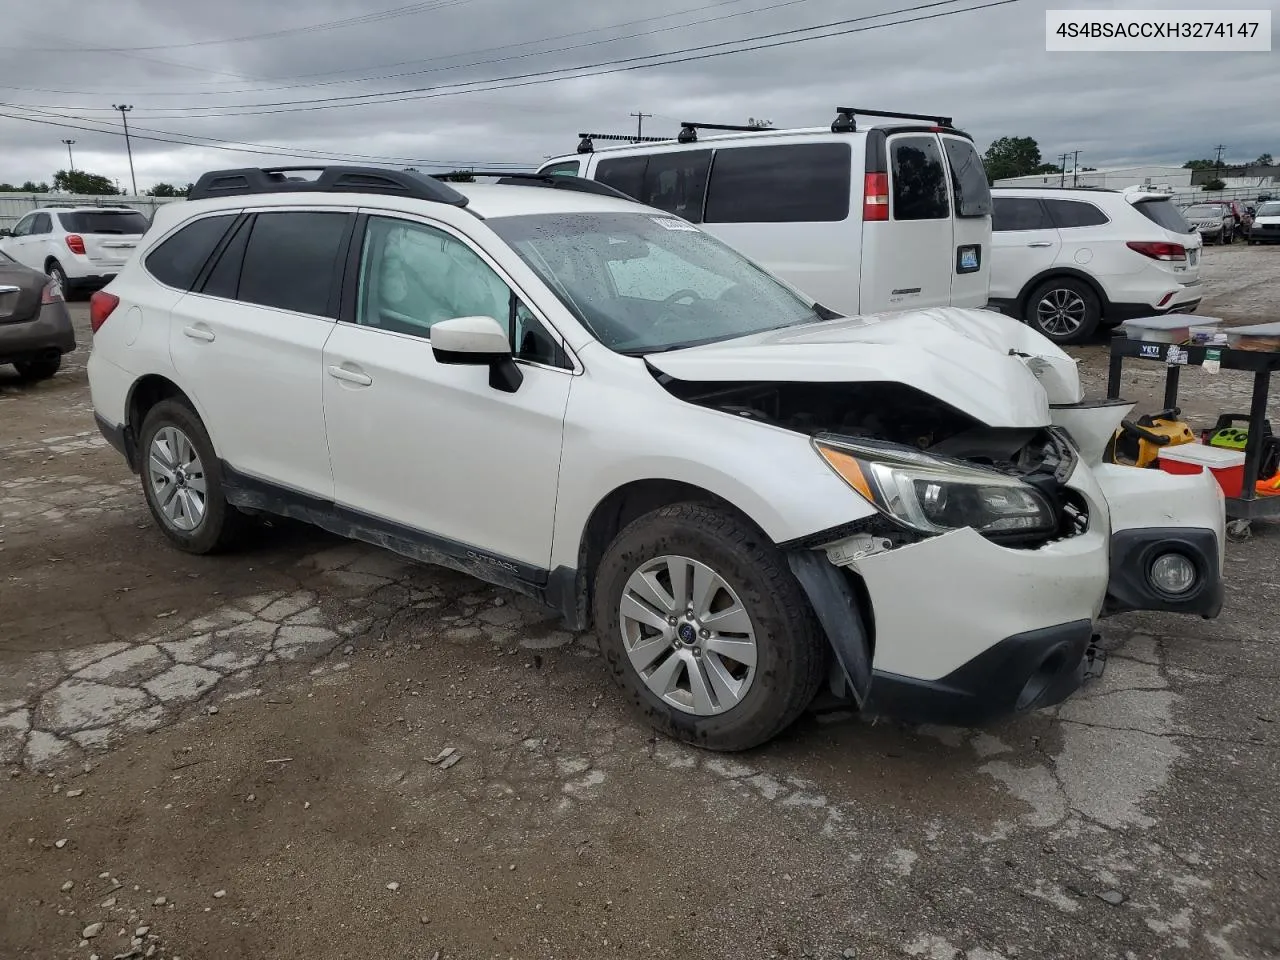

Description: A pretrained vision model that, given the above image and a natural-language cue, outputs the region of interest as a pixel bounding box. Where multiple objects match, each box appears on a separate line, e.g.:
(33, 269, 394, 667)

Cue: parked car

(0, 205, 149, 297)
(0, 249, 75, 380)
(87, 166, 1225, 750)
(535, 107, 993, 318)
(1227, 199, 1254, 237)
(987, 187, 1203, 343)
(1180, 202, 1237, 244)
(1249, 200, 1280, 244)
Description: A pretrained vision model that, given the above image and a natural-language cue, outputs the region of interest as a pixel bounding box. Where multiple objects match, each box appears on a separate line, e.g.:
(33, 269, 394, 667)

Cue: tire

(1223, 227, 1234, 245)
(13, 356, 61, 381)
(46, 260, 69, 296)
(592, 502, 828, 752)
(137, 399, 247, 554)
(1023, 276, 1101, 345)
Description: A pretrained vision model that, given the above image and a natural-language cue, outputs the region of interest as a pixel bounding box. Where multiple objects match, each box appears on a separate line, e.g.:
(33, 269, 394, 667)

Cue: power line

(0, 110, 533, 169)
(0, 0, 813, 102)
(18, 0, 1018, 120)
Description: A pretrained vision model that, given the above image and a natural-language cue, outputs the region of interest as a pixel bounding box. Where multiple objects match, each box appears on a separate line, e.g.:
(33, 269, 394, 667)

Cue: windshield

(487, 212, 827, 354)
(1257, 202, 1280, 217)
(1183, 204, 1225, 218)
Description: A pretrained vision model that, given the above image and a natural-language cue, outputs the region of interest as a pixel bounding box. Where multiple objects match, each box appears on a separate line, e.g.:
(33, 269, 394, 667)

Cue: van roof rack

(676, 121, 763, 144)
(830, 106, 954, 133)
(577, 132, 670, 154)
(187, 165, 469, 206)
(430, 171, 635, 201)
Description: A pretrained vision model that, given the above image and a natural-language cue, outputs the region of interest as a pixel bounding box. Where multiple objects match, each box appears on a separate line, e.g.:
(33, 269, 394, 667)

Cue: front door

(989, 197, 1061, 304)
(322, 213, 573, 573)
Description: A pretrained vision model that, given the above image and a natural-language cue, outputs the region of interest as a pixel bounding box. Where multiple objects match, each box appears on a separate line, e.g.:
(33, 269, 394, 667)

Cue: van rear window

(703, 142, 851, 224)
(942, 138, 992, 218)
(890, 136, 950, 221)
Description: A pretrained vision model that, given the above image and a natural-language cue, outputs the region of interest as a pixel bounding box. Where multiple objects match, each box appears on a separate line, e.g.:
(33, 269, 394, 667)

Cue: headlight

(814, 436, 1057, 537)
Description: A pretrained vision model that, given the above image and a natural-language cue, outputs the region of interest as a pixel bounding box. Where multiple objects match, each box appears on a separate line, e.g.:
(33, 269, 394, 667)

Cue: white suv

(87, 166, 1226, 750)
(987, 187, 1203, 344)
(0, 205, 150, 296)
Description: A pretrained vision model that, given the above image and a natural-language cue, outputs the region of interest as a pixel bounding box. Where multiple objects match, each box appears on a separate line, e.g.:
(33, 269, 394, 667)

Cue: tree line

(982, 137, 1275, 184)
(0, 169, 193, 196)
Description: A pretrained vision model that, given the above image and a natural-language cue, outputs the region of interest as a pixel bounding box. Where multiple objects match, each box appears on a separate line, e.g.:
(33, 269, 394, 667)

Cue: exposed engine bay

(655, 376, 1088, 543)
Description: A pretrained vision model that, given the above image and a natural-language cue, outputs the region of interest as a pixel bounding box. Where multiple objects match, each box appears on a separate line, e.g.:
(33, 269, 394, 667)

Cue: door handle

(1026, 241, 1054, 248)
(182, 325, 215, 342)
(327, 364, 372, 386)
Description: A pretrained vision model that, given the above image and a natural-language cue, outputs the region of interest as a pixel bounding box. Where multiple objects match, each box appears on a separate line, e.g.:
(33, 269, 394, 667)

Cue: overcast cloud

(1, 0, 1276, 190)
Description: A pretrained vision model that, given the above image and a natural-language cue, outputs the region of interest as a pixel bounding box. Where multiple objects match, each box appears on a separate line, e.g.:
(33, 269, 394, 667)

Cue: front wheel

(1024, 277, 1101, 344)
(593, 503, 827, 751)
(138, 399, 247, 554)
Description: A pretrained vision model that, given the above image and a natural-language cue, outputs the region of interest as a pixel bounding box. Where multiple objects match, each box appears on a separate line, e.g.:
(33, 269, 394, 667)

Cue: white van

(536, 108, 993, 317)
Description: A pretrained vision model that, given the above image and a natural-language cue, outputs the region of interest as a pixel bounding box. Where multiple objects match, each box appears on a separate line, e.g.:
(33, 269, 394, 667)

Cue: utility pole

(1213, 143, 1227, 182)
(61, 139, 76, 174)
(113, 104, 137, 196)
(1058, 153, 1069, 187)
(629, 111, 652, 142)
(1071, 149, 1081, 186)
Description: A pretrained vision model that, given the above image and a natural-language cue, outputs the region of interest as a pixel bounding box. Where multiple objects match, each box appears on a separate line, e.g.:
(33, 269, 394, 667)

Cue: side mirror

(430, 315, 523, 393)
(0, 229, 12, 238)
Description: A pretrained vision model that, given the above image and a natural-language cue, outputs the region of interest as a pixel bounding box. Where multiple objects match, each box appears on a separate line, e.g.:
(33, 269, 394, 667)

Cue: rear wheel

(13, 356, 61, 381)
(593, 502, 827, 751)
(1024, 276, 1101, 344)
(45, 260, 69, 296)
(138, 399, 247, 554)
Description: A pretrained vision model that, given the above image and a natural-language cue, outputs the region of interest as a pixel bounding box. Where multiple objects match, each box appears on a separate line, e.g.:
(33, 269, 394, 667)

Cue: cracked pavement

(2, 249, 1279, 960)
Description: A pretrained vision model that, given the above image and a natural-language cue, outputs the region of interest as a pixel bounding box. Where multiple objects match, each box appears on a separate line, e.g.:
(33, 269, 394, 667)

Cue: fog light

(1150, 553, 1196, 595)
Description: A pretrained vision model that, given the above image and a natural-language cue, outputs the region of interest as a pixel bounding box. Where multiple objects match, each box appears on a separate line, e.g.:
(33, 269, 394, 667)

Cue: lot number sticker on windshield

(651, 217, 699, 232)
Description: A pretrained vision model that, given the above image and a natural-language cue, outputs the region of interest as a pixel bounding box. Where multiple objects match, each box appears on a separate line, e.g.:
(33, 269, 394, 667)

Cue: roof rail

(430, 171, 636, 202)
(577, 132, 669, 154)
(676, 121, 763, 144)
(187, 165, 469, 206)
(830, 106, 954, 133)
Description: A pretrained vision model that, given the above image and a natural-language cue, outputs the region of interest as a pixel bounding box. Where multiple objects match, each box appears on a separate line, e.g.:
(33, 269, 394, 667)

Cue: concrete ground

(2, 244, 1278, 960)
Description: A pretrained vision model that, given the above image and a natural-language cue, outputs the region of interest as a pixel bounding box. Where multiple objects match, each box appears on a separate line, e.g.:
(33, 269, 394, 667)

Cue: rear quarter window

(703, 142, 851, 224)
(1134, 199, 1194, 234)
(144, 214, 238, 291)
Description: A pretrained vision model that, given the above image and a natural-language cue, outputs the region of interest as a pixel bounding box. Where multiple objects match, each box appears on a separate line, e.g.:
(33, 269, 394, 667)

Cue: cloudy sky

(1, 0, 1275, 191)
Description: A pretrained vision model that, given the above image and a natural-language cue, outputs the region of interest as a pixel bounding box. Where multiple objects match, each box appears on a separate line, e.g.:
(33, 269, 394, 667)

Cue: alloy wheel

(1035, 288, 1087, 338)
(618, 555, 758, 716)
(147, 425, 208, 532)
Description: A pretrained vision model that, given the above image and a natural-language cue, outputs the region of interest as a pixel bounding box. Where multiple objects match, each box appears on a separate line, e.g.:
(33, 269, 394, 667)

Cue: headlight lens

(814, 437, 1057, 537)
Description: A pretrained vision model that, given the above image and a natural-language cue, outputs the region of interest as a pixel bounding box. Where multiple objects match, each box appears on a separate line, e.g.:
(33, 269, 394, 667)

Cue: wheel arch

(123, 374, 199, 471)
(1015, 267, 1111, 317)
(547, 478, 772, 632)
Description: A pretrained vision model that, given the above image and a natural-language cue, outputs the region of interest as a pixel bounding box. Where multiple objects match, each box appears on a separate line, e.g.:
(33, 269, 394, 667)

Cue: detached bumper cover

(864, 620, 1101, 726)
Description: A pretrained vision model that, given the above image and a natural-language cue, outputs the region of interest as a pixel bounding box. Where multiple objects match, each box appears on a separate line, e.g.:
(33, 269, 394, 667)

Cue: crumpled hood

(647, 307, 1083, 429)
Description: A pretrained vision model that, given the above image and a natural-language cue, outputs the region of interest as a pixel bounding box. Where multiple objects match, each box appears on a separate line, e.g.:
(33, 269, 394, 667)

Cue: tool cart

(1106, 320, 1280, 540)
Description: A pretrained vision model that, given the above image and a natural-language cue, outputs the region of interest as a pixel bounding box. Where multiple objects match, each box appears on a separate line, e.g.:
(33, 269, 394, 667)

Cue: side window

(356, 217, 566, 366)
(594, 156, 647, 200)
(641, 151, 711, 222)
(992, 197, 1053, 232)
(538, 160, 581, 177)
(200, 217, 252, 299)
(238, 211, 352, 317)
(32, 214, 52, 234)
(10, 215, 34, 237)
(1043, 199, 1109, 229)
(145, 214, 238, 291)
(890, 136, 950, 221)
(704, 143, 851, 223)
(942, 137, 992, 218)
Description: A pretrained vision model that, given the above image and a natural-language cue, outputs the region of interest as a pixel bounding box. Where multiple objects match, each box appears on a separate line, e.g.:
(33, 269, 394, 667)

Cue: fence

(0, 193, 184, 232)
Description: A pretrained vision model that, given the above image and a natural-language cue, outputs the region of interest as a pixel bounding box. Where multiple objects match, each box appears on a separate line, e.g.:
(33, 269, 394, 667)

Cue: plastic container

(1120, 315, 1222, 343)
(1157, 443, 1246, 497)
(1224, 322, 1280, 353)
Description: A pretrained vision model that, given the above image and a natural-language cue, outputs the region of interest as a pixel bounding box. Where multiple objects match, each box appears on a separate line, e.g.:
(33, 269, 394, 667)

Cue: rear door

(989, 196, 1060, 303)
(862, 132, 953, 312)
(169, 208, 353, 499)
(941, 135, 992, 307)
(58, 209, 149, 272)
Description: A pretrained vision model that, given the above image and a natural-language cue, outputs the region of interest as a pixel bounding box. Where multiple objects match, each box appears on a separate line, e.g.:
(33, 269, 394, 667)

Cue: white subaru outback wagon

(87, 166, 1226, 751)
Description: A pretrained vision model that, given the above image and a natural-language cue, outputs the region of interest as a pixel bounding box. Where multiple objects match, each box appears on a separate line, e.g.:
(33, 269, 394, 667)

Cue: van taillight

(89, 291, 119, 333)
(863, 172, 889, 222)
(1127, 241, 1186, 261)
(65, 234, 86, 255)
